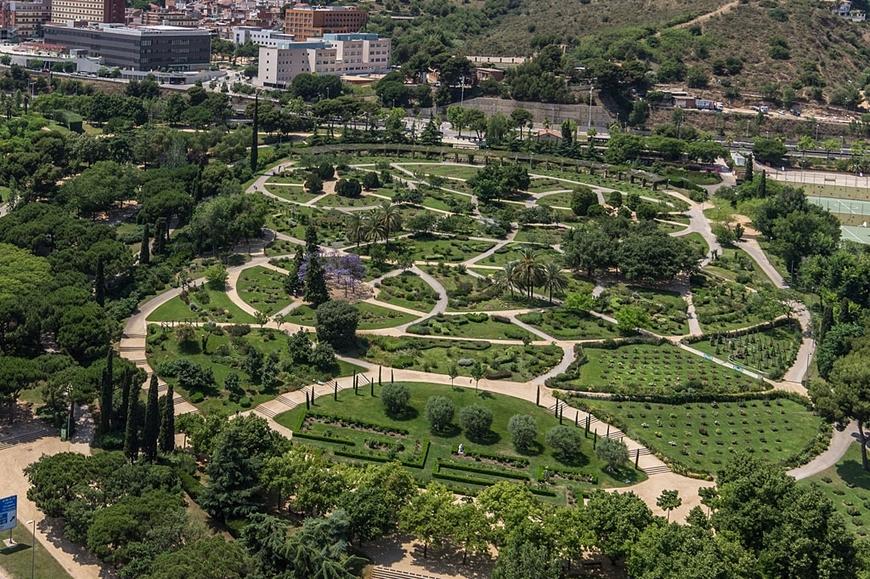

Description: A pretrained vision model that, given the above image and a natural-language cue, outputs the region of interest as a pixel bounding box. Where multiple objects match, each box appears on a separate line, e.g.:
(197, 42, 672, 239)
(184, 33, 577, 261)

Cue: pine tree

(284, 245, 304, 296)
(94, 258, 105, 306)
(250, 93, 259, 172)
(303, 251, 330, 306)
(159, 382, 175, 454)
(305, 223, 319, 253)
(143, 374, 160, 462)
(140, 223, 150, 265)
(124, 387, 139, 463)
(99, 347, 113, 433)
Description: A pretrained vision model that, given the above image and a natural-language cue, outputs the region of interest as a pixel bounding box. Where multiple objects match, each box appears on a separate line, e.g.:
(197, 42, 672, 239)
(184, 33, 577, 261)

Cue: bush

(508, 414, 538, 453)
(459, 405, 493, 441)
(381, 382, 411, 418)
(335, 178, 362, 198)
(315, 300, 359, 349)
(205, 264, 228, 290)
(546, 426, 585, 464)
(304, 173, 323, 193)
(595, 437, 629, 472)
(425, 396, 455, 433)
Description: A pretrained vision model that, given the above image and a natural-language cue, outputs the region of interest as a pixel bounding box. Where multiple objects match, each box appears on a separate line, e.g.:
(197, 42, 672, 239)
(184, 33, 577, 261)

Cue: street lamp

(25, 519, 35, 579)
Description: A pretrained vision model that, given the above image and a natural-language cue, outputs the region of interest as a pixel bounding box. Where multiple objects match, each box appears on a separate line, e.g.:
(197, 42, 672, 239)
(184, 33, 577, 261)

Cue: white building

(231, 26, 294, 46)
(258, 32, 390, 88)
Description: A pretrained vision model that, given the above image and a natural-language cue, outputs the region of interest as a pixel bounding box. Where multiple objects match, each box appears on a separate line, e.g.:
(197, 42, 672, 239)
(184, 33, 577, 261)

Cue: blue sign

(0, 495, 16, 531)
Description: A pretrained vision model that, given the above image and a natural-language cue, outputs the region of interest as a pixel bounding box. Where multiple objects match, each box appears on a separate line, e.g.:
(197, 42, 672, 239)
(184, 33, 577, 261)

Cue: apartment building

(51, 0, 123, 24)
(232, 26, 293, 46)
(0, 0, 51, 38)
(141, 9, 198, 27)
(283, 4, 366, 40)
(44, 22, 211, 70)
(258, 32, 389, 88)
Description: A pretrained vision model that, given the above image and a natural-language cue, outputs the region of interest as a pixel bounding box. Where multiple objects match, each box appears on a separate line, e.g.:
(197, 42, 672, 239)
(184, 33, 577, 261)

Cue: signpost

(0, 495, 17, 548)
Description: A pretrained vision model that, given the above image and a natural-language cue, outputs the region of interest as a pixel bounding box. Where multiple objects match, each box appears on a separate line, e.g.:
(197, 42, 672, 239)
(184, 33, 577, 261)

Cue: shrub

(425, 396, 455, 433)
(595, 437, 629, 472)
(546, 426, 585, 464)
(205, 263, 228, 290)
(381, 382, 411, 418)
(508, 415, 538, 453)
(460, 405, 493, 441)
(315, 300, 359, 349)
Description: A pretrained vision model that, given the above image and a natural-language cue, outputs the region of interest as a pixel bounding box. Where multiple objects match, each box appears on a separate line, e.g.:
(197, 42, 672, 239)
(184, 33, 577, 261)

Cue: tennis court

(841, 225, 870, 245)
(808, 196, 870, 218)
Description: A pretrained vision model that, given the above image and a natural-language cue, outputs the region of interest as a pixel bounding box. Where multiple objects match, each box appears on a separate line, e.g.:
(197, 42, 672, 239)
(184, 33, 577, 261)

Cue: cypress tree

(744, 154, 754, 182)
(155, 217, 167, 254)
(250, 93, 259, 172)
(124, 387, 139, 463)
(94, 258, 105, 306)
(303, 251, 330, 306)
(118, 366, 131, 431)
(100, 348, 113, 433)
(140, 223, 150, 265)
(305, 223, 318, 253)
(159, 382, 175, 453)
(759, 170, 767, 197)
(143, 374, 160, 462)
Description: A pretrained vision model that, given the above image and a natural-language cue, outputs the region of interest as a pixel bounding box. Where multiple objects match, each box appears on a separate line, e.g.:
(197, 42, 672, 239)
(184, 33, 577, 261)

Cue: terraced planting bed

(692, 275, 789, 332)
(274, 382, 643, 500)
(264, 202, 349, 246)
(476, 243, 563, 267)
(517, 308, 620, 340)
(548, 342, 767, 396)
(567, 396, 828, 477)
(375, 271, 439, 312)
(147, 286, 257, 324)
(513, 226, 567, 245)
(408, 313, 535, 341)
(353, 236, 495, 263)
(236, 266, 292, 315)
(802, 444, 870, 536)
(286, 302, 418, 329)
(689, 321, 802, 379)
(705, 248, 775, 288)
(358, 336, 563, 382)
(598, 284, 690, 336)
(146, 325, 362, 414)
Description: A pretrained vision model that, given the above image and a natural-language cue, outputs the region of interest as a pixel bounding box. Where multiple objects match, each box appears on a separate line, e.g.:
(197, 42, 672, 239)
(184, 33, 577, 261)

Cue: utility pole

(587, 84, 594, 131)
(460, 75, 466, 106)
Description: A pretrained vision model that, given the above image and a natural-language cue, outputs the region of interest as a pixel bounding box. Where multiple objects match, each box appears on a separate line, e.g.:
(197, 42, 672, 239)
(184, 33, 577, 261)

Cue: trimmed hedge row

(293, 431, 357, 445)
(682, 317, 799, 344)
(454, 448, 530, 468)
(305, 411, 410, 436)
(437, 459, 530, 481)
(557, 388, 812, 408)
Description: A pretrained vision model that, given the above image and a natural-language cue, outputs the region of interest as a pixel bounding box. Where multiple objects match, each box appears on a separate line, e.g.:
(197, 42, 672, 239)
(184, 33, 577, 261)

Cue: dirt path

(669, 0, 740, 31)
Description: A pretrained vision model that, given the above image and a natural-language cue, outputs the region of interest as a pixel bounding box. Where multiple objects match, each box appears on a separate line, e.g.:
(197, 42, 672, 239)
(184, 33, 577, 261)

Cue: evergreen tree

(305, 223, 318, 253)
(155, 217, 167, 254)
(250, 94, 259, 172)
(118, 366, 131, 431)
(143, 374, 160, 462)
(99, 347, 113, 433)
(140, 222, 150, 265)
(94, 258, 105, 306)
(758, 170, 767, 197)
(744, 154, 754, 182)
(284, 245, 304, 296)
(123, 385, 139, 463)
(303, 251, 330, 306)
(159, 382, 175, 453)
(419, 117, 443, 146)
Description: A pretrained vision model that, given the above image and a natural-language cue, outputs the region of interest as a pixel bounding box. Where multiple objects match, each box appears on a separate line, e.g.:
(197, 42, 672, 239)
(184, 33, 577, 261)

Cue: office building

(44, 23, 211, 70)
(283, 5, 366, 40)
(0, 0, 51, 39)
(232, 26, 293, 47)
(51, 0, 123, 24)
(258, 32, 389, 88)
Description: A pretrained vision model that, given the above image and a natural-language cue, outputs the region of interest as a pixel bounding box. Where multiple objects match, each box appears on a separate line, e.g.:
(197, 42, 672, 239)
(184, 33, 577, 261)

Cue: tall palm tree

(363, 209, 385, 245)
(514, 248, 545, 301)
(495, 261, 519, 297)
(347, 213, 368, 248)
(541, 261, 568, 303)
(375, 202, 402, 246)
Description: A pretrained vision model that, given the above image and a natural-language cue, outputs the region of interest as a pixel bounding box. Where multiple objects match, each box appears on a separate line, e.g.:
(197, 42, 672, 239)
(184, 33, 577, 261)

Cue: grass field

(264, 184, 320, 205)
(286, 302, 418, 329)
(705, 247, 775, 288)
(353, 237, 495, 263)
(408, 313, 535, 341)
(376, 272, 440, 312)
(406, 164, 480, 181)
(572, 397, 826, 476)
(517, 309, 620, 340)
(236, 266, 292, 315)
(274, 382, 644, 501)
(264, 202, 350, 247)
(147, 288, 257, 324)
(691, 321, 802, 379)
(358, 336, 563, 382)
(549, 342, 766, 396)
(526, 177, 570, 193)
(598, 284, 690, 336)
(692, 275, 789, 332)
(802, 444, 870, 536)
(476, 243, 563, 267)
(422, 266, 549, 311)
(513, 226, 568, 245)
(0, 524, 72, 579)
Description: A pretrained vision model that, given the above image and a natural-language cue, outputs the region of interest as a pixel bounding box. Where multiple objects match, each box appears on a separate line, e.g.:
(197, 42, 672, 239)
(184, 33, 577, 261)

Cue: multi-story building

(51, 0, 123, 24)
(44, 22, 211, 70)
(283, 5, 366, 40)
(258, 32, 389, 88)
(0, 0, 51, 38)
(232, 26, 293, 46)
(141, 9, 198, 28)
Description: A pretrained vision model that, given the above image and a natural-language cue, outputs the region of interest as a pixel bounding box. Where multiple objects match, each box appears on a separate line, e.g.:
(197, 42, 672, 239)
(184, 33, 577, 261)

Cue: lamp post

(25, 519, 35, 579)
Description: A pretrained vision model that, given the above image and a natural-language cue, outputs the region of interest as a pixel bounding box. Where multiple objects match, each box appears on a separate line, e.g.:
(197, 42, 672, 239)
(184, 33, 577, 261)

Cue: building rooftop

(46, 22, 211, 36)
(288, 4, 361, 11)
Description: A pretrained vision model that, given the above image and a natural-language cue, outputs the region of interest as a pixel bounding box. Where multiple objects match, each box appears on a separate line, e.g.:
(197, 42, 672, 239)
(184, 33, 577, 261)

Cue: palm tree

(513, 248, 545, 301)
(495, 261, 518, 297)
(541, 261, 568, 303)
(347, 213, 368, 248)
(374, 202, 402, 246)
(363, 209, 385, 245)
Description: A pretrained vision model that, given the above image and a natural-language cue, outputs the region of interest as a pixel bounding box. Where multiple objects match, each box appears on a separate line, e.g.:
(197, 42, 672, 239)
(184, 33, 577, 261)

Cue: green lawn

(513, 226, 568, 245)
(548, 342, 767, 396)
(236, 266, 292, 315)
(147, 288, 257, 324)
(357, 336, 563, 382)
(571, 396, 828, 476)
(264, 202, 350, 247)
(422, 265, 550, 311)
(517, 309, 620, 340)
(147, 325, 363, 414)
(476, 243, 563, 267)
(408, 313, 535, 341)
(376, 271, 440, 312)
(691, 321, 802, 379)
(802, 444, 870, 536)
(0, 186, 11, 202)
(537, 191, 574, 208)
(526, 177, 569, 193)
(274, 382, 644, 501)
(692, 275, 789, 332)
(683, 232, 709, 257)
(0, 523, 73, 579)
(597, 284, 689, 336)
(264, 238, 301, 257)
(264, 184, 320, 204)
(286, 302, 418, 329)
(406, 164, 480, 180)
(315, 193, 381, 208)
(353, 237, 495, 263)
(705, 247, 776, 288)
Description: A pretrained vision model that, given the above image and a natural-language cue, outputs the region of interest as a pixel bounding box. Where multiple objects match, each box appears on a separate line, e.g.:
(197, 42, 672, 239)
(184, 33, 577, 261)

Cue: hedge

(437, 459, 530, 481)
(681, 317, 799, 344)
(558, 388, 811, 407)
(292, 431, 356, 445)
(455, 448, 530, 468)
(305, 411, 410, 436)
